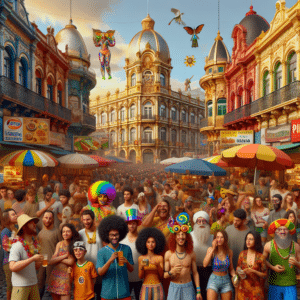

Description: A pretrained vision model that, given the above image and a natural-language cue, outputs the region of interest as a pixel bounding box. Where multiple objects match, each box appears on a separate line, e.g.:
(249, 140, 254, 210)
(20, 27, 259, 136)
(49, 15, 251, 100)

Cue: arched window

(47, 77, 53, 101)
(287, 52, 297, 84)
(110, 110, 116, 122)
(4, 47, 14, 80)
(217, 99, 226, 115)
(171, 107, 177, 121)
(207, 101, 213, 117)
(160, 104, 166, 118)
(129, 104, 135, 119)
(101, 112, 106, 125)
(131, 73, 136, 87)
(35, 69, 42, 95)
(19, 58, 28, 88)
(120, 107, 125, 122)
(191, 132, 195, 147)
(230, 93, 235, 112)
(130, 128, 136, 142)
(171, 129, 177, 144)
(237, 87, 243, 108)
(121, 129, 125, 142)
(57, 83, 63, 105)
(263, 71, 270, 96)
(181, 110, 186, 123)
(110, 131, 115, 147)
(274, 62, 282, 90)
(247, 82, 254, 104)
(198, 114, 203, 125)
(160, 127, 167, 142)
(181, 131, 186, 144)
(160, 73, 165, 86)
(190, 112, 195, 124)
(143, 127, 153, 142)
(143, 101, 153, 118)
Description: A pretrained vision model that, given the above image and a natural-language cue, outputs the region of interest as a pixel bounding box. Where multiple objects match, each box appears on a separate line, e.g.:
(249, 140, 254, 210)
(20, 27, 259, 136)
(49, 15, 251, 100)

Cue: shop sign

(89, 130, 109, 149)
(220, 130, 254, 145)
(50, 132, 66, 147)
(3, 117, 50, 145)
(291, 119, 300, 142)
(74, 136, 102, 151)
(265, 124, 291, 143)
(261, 128, 270, 145)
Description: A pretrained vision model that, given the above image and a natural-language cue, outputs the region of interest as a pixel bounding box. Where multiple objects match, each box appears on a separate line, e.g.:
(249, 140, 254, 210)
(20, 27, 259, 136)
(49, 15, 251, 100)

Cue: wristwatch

(168, 271, 172, 276)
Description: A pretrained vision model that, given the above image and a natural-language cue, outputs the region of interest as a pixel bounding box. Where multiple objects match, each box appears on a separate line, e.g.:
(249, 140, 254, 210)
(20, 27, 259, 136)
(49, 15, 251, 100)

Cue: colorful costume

(267, 219, 297, 300)
(84, 181, 116, 223)
(93, 29, 116, 79)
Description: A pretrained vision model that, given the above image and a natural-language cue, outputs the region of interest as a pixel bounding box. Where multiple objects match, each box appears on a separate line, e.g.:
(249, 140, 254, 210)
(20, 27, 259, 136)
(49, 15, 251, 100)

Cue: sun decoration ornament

(184, 55, 196, 67)
(168, 212, 193, 234)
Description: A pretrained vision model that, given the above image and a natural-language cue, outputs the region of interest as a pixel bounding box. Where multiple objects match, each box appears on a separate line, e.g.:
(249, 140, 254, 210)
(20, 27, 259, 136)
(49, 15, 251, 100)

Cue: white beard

(191, 224, 213, 266)
(274, 234, 293, 250)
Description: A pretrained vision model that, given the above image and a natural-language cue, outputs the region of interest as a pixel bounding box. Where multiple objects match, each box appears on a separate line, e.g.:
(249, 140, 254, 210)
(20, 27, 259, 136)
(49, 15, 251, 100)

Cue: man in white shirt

(116, 187, 138, 220)
(9, 214, 43, 300)
(79, 210, 102, 299)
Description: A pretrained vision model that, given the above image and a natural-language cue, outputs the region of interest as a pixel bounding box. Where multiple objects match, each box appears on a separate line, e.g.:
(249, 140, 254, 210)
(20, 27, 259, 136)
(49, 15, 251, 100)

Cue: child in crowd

(68, 241, 98, 300)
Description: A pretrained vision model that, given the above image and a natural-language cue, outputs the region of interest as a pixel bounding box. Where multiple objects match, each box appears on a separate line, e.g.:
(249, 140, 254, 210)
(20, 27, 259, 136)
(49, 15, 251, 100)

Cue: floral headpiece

(168, 212, 193, 234)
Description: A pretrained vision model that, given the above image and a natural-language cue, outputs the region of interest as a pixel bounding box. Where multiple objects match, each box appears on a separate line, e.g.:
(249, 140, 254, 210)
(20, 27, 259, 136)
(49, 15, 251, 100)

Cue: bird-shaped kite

(184, 25, 204, 48)
(169, 8, 185, 26)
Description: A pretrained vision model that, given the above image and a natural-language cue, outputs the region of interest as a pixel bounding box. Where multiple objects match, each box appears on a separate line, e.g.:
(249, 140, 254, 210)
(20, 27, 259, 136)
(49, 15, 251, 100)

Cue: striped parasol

(0, 150, 59, 167)
(203, 155, 230, 167)
(89, 155, 114, 167)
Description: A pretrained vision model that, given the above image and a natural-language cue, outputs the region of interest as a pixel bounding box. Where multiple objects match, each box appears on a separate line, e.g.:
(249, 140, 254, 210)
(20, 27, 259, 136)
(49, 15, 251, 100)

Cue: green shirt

(269, 240, 297, 286)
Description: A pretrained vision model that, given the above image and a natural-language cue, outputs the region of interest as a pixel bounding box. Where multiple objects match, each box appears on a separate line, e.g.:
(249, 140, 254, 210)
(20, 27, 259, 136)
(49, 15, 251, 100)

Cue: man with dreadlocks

(164, 212, 202, 300)
(263, 219, 300, 300)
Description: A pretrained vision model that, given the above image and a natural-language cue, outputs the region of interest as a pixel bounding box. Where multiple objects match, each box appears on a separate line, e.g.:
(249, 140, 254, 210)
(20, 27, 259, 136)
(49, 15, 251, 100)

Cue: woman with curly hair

(96, 215, 134, 300)
(48, 223, 79, 300)
(236, 230, 267, 300)
(137, 227, 166, 300)
(203, 230, 236, 300)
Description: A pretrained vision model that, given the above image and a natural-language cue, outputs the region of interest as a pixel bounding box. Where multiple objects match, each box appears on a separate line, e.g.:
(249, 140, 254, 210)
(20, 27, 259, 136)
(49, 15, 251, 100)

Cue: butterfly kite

(184, 25, 204, 48)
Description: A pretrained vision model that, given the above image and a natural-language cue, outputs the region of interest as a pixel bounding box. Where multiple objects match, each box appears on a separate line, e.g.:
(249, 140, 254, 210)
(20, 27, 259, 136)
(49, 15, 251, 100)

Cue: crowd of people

(1, 167, 300, 300)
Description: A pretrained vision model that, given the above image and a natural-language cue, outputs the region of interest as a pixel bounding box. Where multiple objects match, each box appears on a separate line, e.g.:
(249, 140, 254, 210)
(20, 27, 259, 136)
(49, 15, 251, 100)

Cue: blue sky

(25, 0, 297, 99)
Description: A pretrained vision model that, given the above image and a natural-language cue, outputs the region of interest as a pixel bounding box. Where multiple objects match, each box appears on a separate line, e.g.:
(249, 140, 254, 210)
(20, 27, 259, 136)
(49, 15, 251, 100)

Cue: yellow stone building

(199, 31, 231, 156)
(90, 15, 204, 163)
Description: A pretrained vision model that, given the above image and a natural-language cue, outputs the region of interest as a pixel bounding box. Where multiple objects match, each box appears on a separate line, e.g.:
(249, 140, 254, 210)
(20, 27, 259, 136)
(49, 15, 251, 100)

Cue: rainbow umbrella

(89, 155, 114, 167)
(0, 150, 59, 167)
(221, 144, 295, 182)
(203, 155, 230, 168)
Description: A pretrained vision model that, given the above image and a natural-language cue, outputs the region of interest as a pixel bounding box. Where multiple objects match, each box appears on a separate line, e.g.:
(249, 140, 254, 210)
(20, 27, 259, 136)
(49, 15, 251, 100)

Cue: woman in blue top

(203, 230, 236, 300)
(0, 208, 18, 300)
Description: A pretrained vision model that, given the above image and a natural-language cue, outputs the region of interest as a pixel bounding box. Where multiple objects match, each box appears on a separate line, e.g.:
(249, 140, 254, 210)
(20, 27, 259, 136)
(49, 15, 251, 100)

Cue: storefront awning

(0, 141, 32, 149)
(275, 143, 300, 150)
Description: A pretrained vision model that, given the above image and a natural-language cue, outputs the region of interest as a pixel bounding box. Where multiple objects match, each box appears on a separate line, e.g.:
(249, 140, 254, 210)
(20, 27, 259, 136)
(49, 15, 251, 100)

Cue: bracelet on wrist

(168, 270, 172, 276)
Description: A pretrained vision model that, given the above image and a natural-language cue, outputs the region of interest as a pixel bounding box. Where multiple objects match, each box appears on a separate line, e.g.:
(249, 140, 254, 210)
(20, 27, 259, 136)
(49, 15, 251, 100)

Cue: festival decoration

(168, 8, 185, 26)
(84, 181, 116, 223)
(184, 55, 196, 67)
(183, 25, 204, 47)
(93, 29, 116, 80)
(168, 212, 193, 233)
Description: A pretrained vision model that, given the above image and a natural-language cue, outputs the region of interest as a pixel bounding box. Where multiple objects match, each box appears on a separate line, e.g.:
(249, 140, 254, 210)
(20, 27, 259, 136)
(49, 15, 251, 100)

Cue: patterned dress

(47, 242, 71, 295)
(237, 250, 267, 300)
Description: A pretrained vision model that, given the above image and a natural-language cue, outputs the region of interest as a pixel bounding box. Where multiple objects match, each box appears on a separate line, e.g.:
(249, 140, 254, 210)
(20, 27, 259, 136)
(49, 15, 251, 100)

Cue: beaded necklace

(85, 229, 96, 244)
(18, 236, 41, 258)
(274, 240, 294, 260)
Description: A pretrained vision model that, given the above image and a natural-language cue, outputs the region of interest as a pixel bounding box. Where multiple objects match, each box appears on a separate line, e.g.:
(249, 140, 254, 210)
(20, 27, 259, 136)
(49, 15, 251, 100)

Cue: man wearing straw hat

(9, 214, 43, 300)
(263, 219, 300, 300)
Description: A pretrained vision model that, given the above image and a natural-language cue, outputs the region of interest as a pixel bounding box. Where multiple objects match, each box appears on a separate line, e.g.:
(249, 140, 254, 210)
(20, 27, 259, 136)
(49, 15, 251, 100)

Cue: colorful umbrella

(165, 159, 226, 176)
(0, 150, 59, 167)
(203, 155, 230, 168)
(89, 155, 114, 167)
(105, 156, 132, 163)
(160, 157, 193, 166)
(58, 153, 99, 169)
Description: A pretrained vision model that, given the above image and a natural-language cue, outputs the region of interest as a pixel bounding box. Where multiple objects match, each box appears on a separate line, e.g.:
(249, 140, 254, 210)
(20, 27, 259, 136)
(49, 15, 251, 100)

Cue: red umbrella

(89, 155, 114, 167)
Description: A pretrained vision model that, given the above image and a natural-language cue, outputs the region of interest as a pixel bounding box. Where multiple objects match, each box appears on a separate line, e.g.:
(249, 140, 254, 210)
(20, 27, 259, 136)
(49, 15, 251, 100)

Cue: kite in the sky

(184, 56, 196, 67)
(93, 29, 116, 80)
(184, 75, 194, 91)
(184, 25, 204, 48)
(168, 8, 185, 26)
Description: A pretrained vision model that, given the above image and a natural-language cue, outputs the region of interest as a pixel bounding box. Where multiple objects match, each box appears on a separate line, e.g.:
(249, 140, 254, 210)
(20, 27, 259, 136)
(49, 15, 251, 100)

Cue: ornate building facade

(91, 15, 204, 163)
(199, 31, 231, 156)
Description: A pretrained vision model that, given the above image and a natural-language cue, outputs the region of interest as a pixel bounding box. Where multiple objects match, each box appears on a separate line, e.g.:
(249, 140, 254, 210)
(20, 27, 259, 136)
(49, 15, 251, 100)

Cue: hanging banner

(291, 119, 300, 142)
(265, 124, 291, 143)
(220, 130, 254, 145)
(3, 117, 50, 145)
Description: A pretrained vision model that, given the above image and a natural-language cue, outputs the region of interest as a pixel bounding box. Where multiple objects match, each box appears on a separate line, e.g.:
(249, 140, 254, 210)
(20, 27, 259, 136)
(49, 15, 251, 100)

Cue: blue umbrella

(165, 159, 226, 176)
(105, 156, 132, 163)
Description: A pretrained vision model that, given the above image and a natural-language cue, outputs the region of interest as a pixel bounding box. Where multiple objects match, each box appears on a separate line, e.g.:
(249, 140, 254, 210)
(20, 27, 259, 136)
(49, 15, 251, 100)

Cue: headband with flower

(168, 212, 193, 234)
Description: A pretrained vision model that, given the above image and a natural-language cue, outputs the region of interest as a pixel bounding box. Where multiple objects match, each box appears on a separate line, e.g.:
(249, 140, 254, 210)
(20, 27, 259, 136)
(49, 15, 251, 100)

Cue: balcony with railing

(142, 138, 155, 144)
(0, 76, 72, 122)
(82, 112, 96, 128)
(224, 81, 300, 125)
(142, 114, 156, 120)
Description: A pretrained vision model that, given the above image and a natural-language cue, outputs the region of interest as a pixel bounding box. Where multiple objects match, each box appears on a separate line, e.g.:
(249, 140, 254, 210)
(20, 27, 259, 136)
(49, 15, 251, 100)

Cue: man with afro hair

(96, 215, 134, 300)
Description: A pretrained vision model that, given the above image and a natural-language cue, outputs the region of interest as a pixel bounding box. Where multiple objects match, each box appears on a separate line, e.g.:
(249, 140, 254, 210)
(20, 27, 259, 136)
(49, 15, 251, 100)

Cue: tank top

(269, 240, 297, 286)
(212, 254, 230, 272)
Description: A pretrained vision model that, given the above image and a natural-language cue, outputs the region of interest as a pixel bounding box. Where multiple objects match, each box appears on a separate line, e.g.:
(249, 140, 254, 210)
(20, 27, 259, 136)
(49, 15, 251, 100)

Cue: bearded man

(191, 211, 212, 300)
(263, 219, 300, 300)
(164, 212, 202, 300)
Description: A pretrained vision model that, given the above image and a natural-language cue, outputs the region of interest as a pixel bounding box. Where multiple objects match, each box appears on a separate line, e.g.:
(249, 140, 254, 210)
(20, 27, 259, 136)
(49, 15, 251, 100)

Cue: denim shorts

(206, 273, 233, 294)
